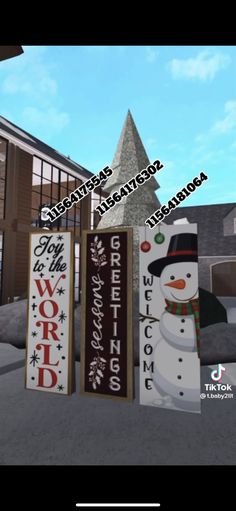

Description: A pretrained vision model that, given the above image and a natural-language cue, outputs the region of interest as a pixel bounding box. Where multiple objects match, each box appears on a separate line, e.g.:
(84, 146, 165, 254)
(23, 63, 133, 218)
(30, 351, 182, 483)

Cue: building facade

(165, 203, 236, 298)
(1, 111, 235, 307)
(0, 116, 103, 305)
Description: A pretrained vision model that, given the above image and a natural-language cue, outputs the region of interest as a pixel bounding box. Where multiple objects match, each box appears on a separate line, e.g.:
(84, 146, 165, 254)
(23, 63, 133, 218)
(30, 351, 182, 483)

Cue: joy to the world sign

(80, 228, 133, 401)
(26, 231, 74, 394)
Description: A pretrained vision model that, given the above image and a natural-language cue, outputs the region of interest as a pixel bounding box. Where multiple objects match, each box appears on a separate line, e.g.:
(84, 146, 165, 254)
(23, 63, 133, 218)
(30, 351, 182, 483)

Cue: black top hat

(148, 232, 198, 277)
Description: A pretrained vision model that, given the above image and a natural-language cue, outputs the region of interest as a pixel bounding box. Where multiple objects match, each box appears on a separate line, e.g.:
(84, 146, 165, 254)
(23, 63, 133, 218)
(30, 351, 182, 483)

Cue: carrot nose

(165, 279, 186, 289)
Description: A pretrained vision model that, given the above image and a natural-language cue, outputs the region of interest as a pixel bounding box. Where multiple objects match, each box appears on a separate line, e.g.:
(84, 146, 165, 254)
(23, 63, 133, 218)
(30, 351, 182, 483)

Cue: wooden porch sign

(26, 231, 74, 394)
(139, 224, 201, 414)
(80, 228, 133, 401)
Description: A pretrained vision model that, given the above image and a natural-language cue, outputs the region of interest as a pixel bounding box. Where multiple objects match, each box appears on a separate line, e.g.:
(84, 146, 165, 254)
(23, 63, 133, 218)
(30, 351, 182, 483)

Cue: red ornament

(140, 241, 151, 252)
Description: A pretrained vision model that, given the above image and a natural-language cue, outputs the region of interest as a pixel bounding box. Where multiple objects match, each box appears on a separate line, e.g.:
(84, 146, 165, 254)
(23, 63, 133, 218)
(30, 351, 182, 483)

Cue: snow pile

(1, 298, 236, 365)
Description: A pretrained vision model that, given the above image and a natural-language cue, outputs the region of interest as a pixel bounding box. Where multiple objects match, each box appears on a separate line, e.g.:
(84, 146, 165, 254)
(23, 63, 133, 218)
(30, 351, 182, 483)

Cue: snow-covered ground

(0, 344, 235, 465)
(218, 297, 236, 323)
(1, 295, 236, 464)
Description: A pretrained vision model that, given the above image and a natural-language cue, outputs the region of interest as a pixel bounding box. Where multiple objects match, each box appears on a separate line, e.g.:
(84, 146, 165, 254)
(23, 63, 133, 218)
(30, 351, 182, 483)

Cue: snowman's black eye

(186, 273, 191, 278)
(170, 275, 175, 280)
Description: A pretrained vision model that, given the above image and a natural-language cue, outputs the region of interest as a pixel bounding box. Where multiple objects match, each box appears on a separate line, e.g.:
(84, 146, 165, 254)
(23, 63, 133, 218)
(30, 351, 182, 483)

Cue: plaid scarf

(165, 299, 200, 357)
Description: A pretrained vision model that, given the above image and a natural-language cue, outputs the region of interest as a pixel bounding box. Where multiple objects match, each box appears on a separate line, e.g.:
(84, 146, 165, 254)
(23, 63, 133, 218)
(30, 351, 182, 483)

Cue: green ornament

(154, 232, 165, 244)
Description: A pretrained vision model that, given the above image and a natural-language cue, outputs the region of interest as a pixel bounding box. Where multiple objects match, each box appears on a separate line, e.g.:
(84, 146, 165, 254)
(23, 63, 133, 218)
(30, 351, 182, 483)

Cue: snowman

(148, 232, 201, 413)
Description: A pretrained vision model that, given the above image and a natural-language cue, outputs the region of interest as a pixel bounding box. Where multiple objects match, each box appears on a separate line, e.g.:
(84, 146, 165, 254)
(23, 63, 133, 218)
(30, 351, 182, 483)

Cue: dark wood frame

(80, 227, 133, 402)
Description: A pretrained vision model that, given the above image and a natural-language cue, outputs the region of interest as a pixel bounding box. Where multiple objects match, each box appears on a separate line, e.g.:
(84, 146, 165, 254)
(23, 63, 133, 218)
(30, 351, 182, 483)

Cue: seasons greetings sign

(80, 228, 133, 401)
(26, 232, 74, 395)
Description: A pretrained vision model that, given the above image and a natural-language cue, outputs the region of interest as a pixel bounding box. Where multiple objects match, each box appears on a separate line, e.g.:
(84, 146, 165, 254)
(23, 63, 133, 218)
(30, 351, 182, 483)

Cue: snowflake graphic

(30, 350, 40, 367)
(90, 235, 107, 270)
(58, 311, 67, 323)
(56, 286, 65, 296)
(31, 331, 37, 338)
(57, 384, 64, 391)
(57, 235, 64, 241)
(89, 354, 106, 390)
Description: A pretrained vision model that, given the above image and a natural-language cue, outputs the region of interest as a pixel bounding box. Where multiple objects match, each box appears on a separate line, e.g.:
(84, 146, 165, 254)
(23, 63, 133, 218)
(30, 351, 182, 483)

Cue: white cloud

(1, 46, 58, 98)
(22, 107, 70, 135)
(146, 47, 159, 63)
(195, 133, 205, 143)
(146, 137, 157, 148)
(195, 100, 236, 146)
(212, 101, 236, 134)
(168, 50, 231, 81)
(2, 76, 32, 94)
(0, 46, 69, 137)
(39, 76, 57, 95)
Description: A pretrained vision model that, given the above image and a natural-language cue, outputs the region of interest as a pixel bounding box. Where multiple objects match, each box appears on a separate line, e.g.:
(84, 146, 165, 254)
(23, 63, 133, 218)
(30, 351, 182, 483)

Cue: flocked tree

(98, 110, 161, 228)
(96, 110, 163, 294)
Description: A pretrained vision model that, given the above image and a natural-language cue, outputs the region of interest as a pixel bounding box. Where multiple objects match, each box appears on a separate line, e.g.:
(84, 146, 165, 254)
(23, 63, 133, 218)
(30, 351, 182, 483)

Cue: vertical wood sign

(139, 224, 201, 414)
(26, 231, 74, 394)
(80, 228, 133, 401)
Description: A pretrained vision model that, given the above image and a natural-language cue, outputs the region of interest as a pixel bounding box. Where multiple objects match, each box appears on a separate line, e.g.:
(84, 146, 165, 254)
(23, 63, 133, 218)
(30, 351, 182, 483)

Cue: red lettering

(37, 367, 58, 388)
(36, 321, 59, 341)
(39, 300, 59, 318)
(36, 343, 59, 366)
(34, 274, 66, 297)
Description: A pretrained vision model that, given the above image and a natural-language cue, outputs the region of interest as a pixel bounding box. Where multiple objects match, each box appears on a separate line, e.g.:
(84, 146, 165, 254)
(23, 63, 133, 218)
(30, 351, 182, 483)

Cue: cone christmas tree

(98, 110, 161, 228)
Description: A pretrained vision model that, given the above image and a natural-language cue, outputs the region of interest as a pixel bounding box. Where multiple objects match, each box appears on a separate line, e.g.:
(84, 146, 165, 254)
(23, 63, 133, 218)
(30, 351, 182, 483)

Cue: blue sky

(0, 45, 235, 206)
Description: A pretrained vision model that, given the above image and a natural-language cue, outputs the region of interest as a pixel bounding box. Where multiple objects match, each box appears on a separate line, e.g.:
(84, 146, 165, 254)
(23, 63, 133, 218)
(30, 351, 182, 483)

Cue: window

(211, 261, 236, 296)
(74, 243, 80, 302)
(31, 157, 82, 237)
(31, 156, 83, 302)
(0, 137, 7, 220)
(91, 188, 103, 229)
(31, 156, 105, 303)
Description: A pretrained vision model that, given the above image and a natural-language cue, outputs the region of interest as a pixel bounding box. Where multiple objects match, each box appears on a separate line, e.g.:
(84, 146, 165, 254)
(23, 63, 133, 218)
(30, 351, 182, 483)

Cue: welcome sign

(80, 228, 133, 401)
(139, 224, 201, 414)
(26, 231, 74, 394)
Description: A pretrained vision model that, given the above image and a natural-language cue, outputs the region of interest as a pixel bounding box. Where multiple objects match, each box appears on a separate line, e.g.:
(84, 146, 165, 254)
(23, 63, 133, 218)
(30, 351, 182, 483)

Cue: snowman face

(160, 261, 199, 302)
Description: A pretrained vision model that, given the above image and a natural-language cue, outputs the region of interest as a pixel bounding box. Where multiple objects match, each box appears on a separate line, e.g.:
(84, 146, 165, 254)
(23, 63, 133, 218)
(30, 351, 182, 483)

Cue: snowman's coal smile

(170, 290, 198, 302)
